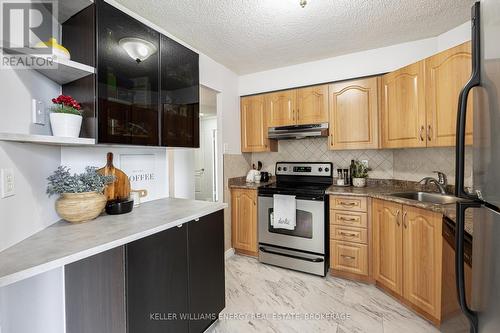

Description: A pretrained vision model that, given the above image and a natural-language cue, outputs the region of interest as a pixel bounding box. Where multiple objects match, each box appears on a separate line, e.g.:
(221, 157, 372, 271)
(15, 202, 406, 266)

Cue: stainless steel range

(258, 162, 333, 276)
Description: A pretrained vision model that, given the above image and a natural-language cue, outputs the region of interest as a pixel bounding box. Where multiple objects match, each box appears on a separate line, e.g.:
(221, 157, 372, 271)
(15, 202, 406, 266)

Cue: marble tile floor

(207, 255, 469, 333)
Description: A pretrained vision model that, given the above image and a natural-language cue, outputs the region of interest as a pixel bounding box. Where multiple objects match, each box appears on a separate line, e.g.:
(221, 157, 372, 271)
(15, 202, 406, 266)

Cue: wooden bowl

(55, 192, 106, 223)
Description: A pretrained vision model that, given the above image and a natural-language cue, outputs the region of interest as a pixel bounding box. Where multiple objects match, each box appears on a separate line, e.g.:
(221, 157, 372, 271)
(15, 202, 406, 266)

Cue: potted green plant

(47, 166, 115, 223)
(49, 95, 83, 138)
(351, 160, 370, 188)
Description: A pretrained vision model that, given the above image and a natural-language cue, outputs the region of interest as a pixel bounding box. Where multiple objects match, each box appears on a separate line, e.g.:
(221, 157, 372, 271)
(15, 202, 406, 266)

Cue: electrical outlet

(1, 168, 15, 198)
(361, 160, 369, 168)
(32, 98, 45, 125)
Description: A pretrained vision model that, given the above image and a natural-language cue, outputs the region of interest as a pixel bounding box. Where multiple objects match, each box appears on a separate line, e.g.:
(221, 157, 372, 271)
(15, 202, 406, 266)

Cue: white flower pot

(50, 113, 82, 138)
(352, 177, 367, 188)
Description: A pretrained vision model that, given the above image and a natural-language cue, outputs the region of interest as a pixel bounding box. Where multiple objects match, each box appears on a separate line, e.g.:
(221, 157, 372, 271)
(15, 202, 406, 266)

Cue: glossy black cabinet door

(187, 211, 225, 332)
(126, 224, 189, 333)
(97, 1, 160, 145)
(161, 35, 200, 147)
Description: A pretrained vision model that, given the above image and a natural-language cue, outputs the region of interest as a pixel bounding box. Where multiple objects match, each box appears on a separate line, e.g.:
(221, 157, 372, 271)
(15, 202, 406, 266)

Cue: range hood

(268, 123, 329, 140)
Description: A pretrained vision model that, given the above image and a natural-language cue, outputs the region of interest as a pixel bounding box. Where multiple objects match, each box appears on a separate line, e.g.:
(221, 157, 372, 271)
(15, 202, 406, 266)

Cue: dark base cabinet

(65, 246, 126, 333)
(126, 224, 189, 333)
(188, 211, 226, 332)
(64, 210, 225, 333)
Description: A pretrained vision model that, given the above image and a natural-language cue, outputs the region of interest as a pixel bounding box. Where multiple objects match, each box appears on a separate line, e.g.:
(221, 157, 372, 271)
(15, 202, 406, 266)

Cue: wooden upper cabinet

(381, 61, 427, 148)
(402, 205, 443, 319)
(329, 77, 379, 150)
(231, 189, 258, 256)
(240, 95, 277, 153)
(425, 41, 473, 147)
(296, 85, 329, 125)
(373, 199, 403, 295)
(266, 90, 296, 127)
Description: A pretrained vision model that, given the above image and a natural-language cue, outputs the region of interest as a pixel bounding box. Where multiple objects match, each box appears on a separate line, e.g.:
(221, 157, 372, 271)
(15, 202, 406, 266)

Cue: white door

(195, 117, 217, 201)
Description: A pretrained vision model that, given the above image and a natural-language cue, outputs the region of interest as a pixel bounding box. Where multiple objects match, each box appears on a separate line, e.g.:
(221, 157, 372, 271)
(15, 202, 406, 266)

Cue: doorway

(194, 86, 218, 202)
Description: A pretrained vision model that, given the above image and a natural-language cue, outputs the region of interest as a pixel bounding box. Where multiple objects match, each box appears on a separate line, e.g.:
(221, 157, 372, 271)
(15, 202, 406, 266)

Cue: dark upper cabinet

(127, 223, 189, 333)
(188, 210, 225, 332)
(161, 35, 200, 148)
(96, 0, 160, 145)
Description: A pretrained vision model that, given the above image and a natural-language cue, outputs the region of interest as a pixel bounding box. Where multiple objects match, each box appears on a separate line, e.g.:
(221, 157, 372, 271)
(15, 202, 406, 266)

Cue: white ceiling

(116, 0, 475, 75)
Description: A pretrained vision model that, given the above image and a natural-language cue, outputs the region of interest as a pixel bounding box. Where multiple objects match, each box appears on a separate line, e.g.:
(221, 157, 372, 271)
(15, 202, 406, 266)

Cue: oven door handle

(259, 246, 324, 263)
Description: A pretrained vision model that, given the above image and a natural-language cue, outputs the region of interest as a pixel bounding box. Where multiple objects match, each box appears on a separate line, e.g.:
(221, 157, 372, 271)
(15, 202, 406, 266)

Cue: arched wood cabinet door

(329, 78, 379, 150)
(402, 206, 443, 320)
(425, 41, 473, 147)
(296, 85, 329, 125)
(373, 199, 403, 295)
(231, 189, 257, 254)
(240, 95, 276, 152)
(265, 90, 296, 127)
(381, 61, 427, 148)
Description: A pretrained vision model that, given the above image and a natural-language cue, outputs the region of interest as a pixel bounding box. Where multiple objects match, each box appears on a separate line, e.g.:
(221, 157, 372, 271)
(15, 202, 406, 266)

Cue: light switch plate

(223, 143, 229, 153)
(1, 168, 15, 198)
(32, 98, 45, 125)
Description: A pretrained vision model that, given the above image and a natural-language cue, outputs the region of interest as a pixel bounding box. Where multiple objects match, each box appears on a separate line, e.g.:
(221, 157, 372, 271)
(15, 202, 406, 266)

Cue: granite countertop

(228, 176, 275, 190)
(327, 183, 473, 236)
(0, 198, 227, 288)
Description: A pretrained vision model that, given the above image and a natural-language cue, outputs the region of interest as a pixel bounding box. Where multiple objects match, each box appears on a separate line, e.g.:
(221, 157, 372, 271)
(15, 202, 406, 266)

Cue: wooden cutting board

(98, 152, 131, 201)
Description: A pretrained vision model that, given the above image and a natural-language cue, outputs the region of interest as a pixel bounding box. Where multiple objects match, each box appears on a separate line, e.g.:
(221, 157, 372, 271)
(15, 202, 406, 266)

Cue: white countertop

(0, 198, 227, 288)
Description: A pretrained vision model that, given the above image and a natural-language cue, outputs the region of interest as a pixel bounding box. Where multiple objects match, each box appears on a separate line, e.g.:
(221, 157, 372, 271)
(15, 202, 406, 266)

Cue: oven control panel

(275, 162, 333, 177)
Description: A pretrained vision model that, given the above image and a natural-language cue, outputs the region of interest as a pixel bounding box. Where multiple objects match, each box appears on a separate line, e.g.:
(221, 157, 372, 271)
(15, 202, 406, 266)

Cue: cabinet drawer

(330, 196, 367, 212)
(331, 240, 368, 276)
(330, 210, 368, 228)
(331, 225, 368, 244)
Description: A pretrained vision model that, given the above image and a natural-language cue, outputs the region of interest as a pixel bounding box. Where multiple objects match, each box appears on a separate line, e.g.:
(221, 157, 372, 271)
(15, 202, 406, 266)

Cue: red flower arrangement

(51, 95, 82, 116)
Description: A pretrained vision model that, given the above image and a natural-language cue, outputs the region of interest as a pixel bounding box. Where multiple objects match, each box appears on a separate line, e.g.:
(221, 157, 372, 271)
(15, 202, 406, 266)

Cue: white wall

(0, 267, 65, 333)
(238, 22, 471, 97)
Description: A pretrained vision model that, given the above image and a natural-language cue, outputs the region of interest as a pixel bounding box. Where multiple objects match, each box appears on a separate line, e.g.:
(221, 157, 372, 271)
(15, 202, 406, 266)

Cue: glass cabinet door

(97, 1, 160, 145)
(161, 34, 199, 148)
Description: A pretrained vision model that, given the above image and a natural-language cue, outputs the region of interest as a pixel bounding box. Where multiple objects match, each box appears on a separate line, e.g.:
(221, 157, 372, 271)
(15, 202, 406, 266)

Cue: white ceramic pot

(50, 113, 82, 138)
(352, 177, 367, 188)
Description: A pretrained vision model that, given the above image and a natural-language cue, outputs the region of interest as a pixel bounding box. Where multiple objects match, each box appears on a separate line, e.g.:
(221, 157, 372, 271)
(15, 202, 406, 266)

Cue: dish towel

(272, 194, 296, 230)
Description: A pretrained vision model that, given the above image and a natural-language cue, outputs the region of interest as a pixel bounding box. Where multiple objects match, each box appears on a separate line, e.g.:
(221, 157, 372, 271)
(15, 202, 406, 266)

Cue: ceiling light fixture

(119, 37, 157, 63)
(300, 0, 307, 8)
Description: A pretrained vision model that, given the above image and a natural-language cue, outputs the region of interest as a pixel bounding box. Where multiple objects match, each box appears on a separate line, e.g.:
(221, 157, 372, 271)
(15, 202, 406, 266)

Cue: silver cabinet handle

(341, 254, 356, 260)
(396, 210, 401, 226)
(419, 125, 425, 141)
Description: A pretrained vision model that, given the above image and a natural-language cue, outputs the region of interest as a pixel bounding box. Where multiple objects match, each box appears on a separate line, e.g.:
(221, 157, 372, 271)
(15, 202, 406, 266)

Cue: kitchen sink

(388, 192, 466, 205)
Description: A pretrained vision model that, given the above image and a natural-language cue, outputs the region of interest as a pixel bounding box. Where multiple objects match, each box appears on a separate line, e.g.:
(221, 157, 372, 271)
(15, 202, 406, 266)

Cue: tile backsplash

(245, 138, 472, 186)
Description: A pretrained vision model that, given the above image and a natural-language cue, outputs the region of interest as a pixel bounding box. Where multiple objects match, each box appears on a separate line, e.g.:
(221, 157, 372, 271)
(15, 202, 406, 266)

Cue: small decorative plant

(47, 166, 115, 224)
(47, 166, 114, 196)
(351, 160, 370, 178)
(351, 160, 370, 188)
(51, 95, 82, 116)
(49, 95, 84, 138)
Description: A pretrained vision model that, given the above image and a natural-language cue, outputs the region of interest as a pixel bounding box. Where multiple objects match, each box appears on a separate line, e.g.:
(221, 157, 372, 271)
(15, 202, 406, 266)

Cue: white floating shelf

(34, 57, 95, 85)
(59, 0, 94, 24)
(0, 133, 95, 146)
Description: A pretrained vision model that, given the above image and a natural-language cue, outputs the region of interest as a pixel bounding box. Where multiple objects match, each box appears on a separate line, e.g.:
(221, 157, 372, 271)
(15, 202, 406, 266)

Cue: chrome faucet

(419, 171, 448, 194)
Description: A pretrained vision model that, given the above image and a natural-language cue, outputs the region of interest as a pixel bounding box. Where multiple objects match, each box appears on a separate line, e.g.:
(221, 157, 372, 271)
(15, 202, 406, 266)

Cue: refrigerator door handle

(455, 1, 481, 199)
(456, 200, 481, 333)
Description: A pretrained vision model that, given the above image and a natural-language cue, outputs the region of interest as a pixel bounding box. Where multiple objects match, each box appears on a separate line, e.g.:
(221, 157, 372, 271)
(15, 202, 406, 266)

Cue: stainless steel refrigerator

(455, 1, 500, 332)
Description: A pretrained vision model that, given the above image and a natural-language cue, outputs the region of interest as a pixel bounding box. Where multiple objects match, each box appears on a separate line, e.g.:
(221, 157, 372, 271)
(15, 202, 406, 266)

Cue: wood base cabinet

(373, 199, 443, 323)
(65, 210, 225, 333)
(231, 188, 258, 257)
(329, 196, 371, 281)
